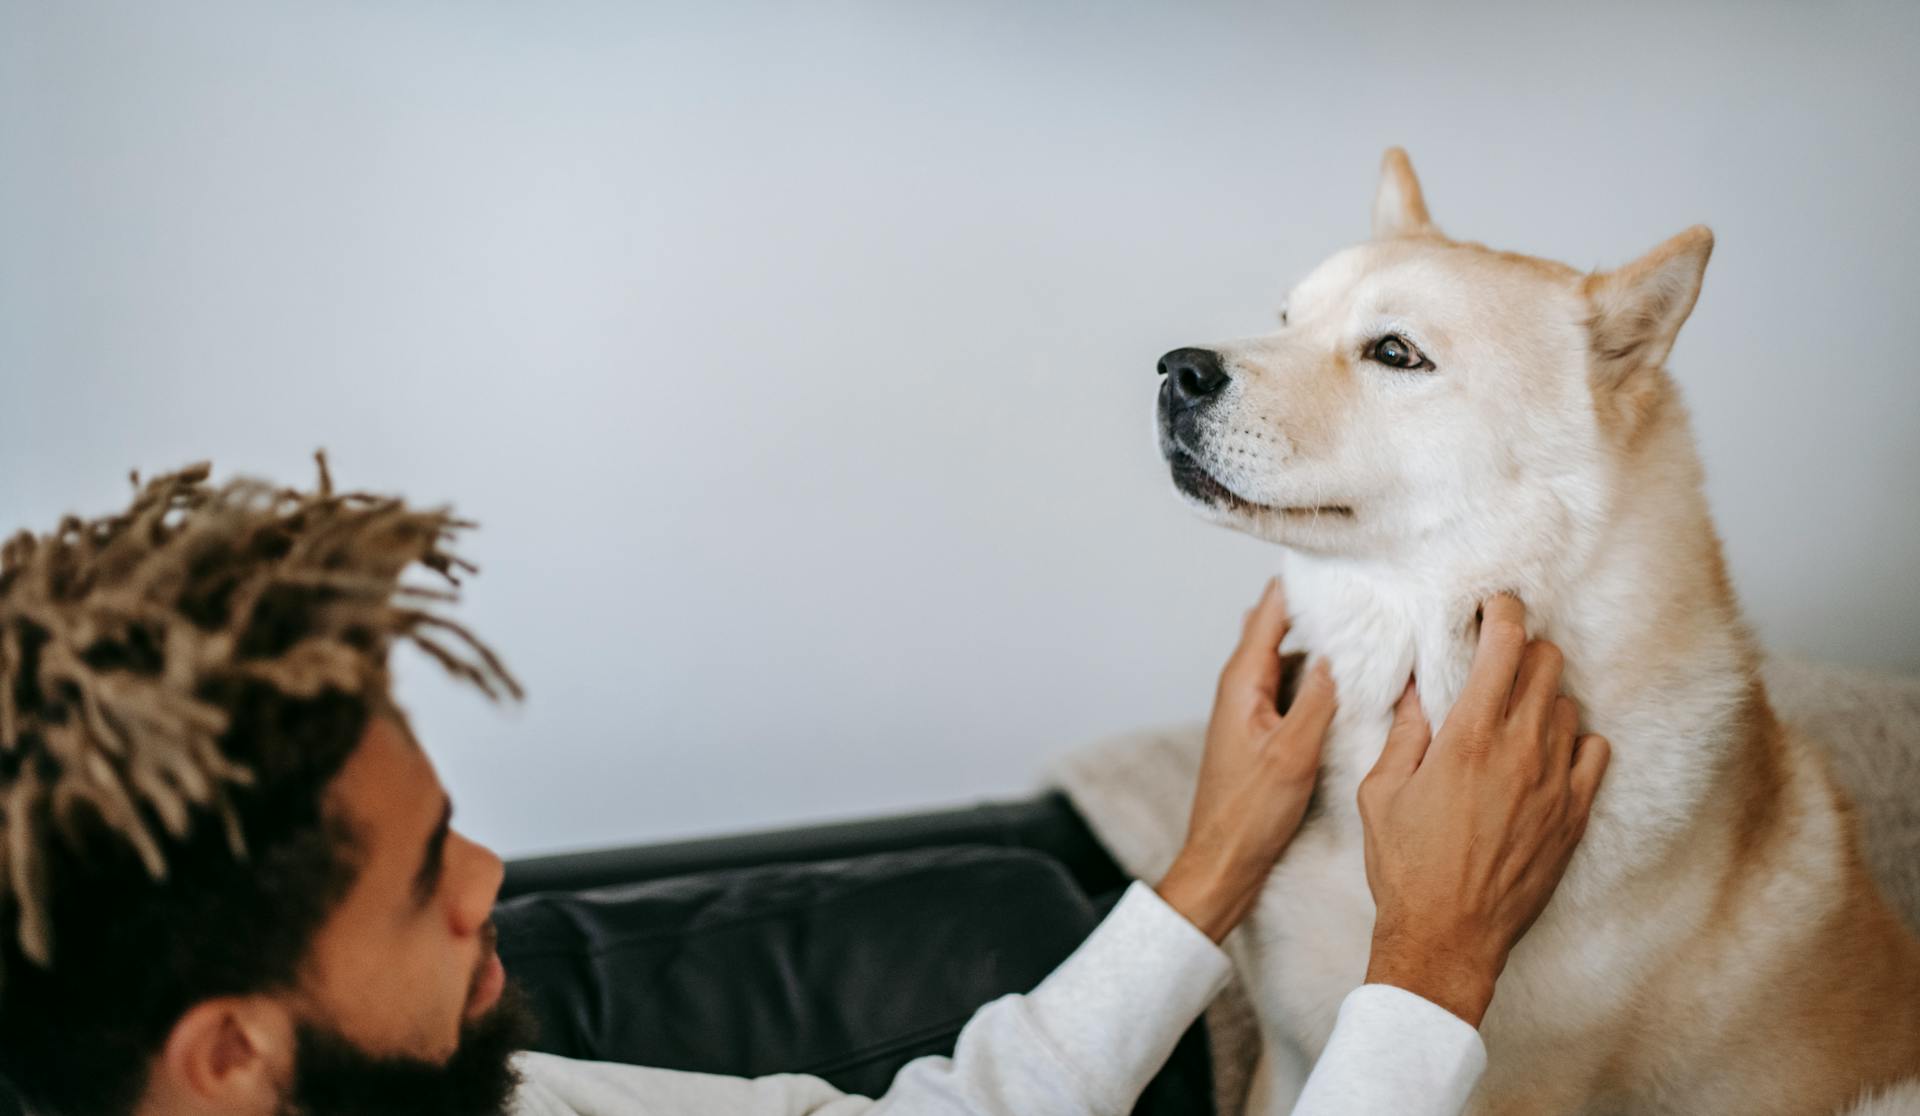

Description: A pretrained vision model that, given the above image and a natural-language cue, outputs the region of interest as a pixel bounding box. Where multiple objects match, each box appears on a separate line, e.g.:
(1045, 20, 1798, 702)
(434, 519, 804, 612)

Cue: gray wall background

(4, 1, 1916, 856)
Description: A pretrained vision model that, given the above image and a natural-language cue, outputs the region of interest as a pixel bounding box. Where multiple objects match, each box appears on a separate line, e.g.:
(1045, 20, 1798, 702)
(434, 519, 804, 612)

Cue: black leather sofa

(495, 791, 1214, 1113)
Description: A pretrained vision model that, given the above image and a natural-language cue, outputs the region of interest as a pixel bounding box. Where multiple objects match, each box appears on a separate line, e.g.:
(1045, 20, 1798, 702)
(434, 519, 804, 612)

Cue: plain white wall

(4, 1, 1917, 857)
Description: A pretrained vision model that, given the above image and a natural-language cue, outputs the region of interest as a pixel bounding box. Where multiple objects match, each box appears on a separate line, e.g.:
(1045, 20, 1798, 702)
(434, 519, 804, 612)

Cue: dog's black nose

(1158, 348, 1230, 410)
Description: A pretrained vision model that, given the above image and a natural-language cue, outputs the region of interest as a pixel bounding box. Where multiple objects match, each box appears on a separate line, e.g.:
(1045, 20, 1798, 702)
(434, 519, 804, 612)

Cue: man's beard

(279, 983, 536, 1116)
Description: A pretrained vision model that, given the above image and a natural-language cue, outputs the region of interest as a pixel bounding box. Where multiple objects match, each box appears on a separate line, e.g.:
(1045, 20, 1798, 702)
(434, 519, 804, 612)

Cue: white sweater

(510, 883, 1486, 1116)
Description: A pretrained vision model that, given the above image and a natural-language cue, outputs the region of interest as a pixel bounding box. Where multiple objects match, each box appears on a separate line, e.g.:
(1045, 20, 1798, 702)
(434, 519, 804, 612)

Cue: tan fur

(1498, 280, 1920, 1115)
(1373, 147, 1437, 239)
(1598, 697, 1920, 1112)
(1466, 361, 1920, 1112)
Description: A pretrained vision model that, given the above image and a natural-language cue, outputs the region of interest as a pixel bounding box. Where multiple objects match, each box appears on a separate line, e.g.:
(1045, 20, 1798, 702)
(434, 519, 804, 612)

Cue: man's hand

(1358, 595, 1611, 1027)
(1157, 578, 1337, 943)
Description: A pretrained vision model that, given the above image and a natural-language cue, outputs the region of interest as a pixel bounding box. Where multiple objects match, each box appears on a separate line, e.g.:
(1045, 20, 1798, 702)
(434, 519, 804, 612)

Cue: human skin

(1359, 595, 1609, 1027)
(1156, 584, 1609, 1031)
(141, 717, 506, 1115)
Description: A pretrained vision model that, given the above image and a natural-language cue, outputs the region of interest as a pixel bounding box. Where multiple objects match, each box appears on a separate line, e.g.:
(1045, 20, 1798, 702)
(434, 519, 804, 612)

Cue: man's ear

(155, 998, 292, 1112)
(1582, 225, 1714, 388)
(1372, 147, 1436, 239)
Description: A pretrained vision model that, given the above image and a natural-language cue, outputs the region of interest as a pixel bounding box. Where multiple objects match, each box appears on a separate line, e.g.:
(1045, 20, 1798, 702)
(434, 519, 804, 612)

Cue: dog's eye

(1368, 334, 1432, 370)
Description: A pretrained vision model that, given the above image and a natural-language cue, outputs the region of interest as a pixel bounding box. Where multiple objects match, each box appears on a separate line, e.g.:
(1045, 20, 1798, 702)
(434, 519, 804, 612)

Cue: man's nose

(1158, 347, 1231, 410)
(451, 831, 505, 937)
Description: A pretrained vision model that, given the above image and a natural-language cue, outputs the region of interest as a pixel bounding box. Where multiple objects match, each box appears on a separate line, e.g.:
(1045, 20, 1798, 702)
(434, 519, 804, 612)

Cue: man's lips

(465, 921, 505, 1020)
(465, 952, 505, 1021)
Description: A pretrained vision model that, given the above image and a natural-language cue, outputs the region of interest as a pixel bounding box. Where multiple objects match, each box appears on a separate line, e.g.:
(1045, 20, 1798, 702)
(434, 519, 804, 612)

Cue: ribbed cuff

(1290, 983, 1487, 1116)
(1020, 882, 1232, 1114)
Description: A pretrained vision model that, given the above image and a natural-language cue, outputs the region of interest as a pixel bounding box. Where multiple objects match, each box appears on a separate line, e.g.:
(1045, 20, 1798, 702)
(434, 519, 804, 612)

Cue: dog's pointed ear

(1583, 225, 1713, 387)
(1372, 148, 1435, 239)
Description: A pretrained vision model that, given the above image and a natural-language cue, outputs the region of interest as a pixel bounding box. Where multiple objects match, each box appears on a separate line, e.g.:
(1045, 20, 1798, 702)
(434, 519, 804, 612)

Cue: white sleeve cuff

(1290, 984, 1487, 1116)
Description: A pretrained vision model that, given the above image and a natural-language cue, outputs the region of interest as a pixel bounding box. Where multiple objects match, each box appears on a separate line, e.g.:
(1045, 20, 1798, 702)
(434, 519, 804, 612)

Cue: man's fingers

(1569, 734, 1612, 816)
(1240, 577, 1290, 651)
(1547, 694, 1578, 772)
(1371, 678, 1432, 779)
(1458, 594, 1529, 721)
(1282, 659, 1338, 745)
(1507, 639, 1565, 731)
(1223, 578, 1291, 699)
(1481, 593, 1526, 631)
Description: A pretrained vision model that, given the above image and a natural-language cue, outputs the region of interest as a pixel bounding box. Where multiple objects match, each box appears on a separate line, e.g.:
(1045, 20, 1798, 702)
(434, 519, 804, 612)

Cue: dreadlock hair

(0, 455, 520, 1116)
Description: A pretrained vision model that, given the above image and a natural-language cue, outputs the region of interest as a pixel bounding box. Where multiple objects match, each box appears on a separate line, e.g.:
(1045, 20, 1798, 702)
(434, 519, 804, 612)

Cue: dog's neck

(1276, 376, 1760, 879)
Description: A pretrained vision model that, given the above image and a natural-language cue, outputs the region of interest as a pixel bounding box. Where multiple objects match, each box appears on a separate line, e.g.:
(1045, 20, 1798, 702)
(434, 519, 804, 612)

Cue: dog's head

(1158, 149, 1712, 581)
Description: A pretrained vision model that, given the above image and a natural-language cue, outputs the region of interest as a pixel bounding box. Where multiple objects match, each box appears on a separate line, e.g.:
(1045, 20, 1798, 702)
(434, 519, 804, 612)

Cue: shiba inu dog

(1156, 149, 1920, 1115)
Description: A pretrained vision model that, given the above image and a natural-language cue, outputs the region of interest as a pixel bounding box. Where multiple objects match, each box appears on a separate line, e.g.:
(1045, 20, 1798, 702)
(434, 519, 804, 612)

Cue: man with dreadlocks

(0, 459, 1606, 1116)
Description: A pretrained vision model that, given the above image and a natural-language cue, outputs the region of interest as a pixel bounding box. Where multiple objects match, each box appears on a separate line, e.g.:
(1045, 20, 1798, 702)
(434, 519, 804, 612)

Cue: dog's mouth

(1166, 450, 1354, 520)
